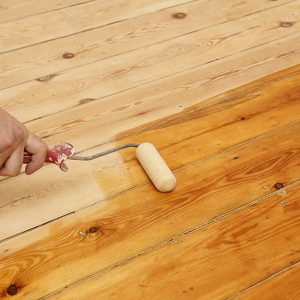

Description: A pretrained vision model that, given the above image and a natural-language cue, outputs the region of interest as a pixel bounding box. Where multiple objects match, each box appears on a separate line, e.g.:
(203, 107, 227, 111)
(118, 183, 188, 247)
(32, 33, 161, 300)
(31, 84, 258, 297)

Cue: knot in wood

(89, 226, 98, 233)
(7, 284, 18, 296)
(172, 12, 186, 19)
(63, 52, 75, 59)
(274, 182, 284, 190)
(279, 21, 294, 28)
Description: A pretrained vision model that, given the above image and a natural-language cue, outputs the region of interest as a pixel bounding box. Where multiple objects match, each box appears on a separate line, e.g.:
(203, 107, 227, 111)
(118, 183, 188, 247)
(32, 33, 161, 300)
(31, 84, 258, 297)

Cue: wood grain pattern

(0, 74, 299, 299)
(0, 0, 97, 24)
(50, 183, 300, 300)
(0, 0, 187, 53)
(0, 0, 292, 89)
(1, 1, 299, 122)
(25, 35, 300, 151)
(0, 1, 300, 298)
(235, 263, 300, 299)
(0, 64, 299, 240)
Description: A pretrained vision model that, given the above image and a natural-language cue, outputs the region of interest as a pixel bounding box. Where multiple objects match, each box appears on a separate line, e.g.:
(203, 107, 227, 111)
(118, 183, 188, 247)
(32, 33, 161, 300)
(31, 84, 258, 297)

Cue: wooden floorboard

(234, 263, 300, 299)
(0, 0, 98, 24)
(0, 0, 300, 299)
(0, 0, 292, 89)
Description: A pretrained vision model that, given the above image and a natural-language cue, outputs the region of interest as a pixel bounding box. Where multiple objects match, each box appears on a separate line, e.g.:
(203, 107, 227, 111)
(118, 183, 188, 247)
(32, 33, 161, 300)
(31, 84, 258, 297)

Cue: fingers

(0, 109, 47, 177)
(0, 107, 47, 176)
(25, 134, 48, 175)
(0, 109, 28, 176)
(0, 133, 48, 176)
(0, 147, 24, 176)
(0, 124, 27, 177)
(0, 148, 11, 169)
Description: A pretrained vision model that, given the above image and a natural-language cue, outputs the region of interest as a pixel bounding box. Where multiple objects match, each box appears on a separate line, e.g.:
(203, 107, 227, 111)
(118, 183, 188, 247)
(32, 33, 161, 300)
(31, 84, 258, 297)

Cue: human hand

(0, 109, 48, 176)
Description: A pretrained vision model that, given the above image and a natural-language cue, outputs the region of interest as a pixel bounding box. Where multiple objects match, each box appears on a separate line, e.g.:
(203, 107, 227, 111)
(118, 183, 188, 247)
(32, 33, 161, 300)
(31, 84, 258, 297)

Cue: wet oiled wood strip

(0, 0, 292, 89)
(0, 64, 299, 240)
(0, 0, 97, 24)
(235, 263, 300, 299)
(0, 0, 189, 54)
(50, 183, 300, 300)
(1, 103, 300, 298)
(1, 2, 299, 122)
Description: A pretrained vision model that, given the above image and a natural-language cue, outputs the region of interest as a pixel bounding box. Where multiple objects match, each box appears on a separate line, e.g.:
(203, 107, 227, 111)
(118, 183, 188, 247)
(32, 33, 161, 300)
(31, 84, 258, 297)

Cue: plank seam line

(0, 211, 75, 244)
(0, 0, 296, 91)
(0, 0, 202, 55)
(21, 31, 300, 125)
(226, 259, 300, 299)
(2, 117, 299, 244)
(0, 195, 29, 210)
(40, 178, 300, 300)
(0, 0, 98, 25)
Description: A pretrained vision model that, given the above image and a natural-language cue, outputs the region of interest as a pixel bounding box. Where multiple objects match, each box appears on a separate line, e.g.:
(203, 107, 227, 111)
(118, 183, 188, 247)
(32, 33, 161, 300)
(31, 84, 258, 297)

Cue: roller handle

(23, 143, 75, 172)
(23, 142, 176, 193)
(23, 151, 56, 164)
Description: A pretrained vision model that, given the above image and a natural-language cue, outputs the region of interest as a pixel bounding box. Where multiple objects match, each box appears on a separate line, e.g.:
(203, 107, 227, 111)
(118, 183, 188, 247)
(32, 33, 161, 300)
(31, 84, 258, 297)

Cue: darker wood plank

(235, 263, 300, 299)
(50, 182, 300, 299)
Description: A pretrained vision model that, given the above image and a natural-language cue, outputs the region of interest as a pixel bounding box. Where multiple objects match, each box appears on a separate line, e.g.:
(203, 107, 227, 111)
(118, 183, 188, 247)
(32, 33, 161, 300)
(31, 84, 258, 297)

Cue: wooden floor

(0, 0, 300, 299)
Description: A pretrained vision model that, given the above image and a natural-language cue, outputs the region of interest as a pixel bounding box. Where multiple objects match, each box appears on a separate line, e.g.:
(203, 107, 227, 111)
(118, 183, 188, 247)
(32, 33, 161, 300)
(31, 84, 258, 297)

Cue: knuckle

(40, 142, 48, 152)
(4, 136, 15, 148)
(14, 127, 27, 144)
(38, 141, 48, 156)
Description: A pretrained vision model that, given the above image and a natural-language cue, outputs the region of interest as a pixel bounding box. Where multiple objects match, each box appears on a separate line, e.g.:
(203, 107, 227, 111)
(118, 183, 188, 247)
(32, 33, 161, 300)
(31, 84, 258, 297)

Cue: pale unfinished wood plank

(0, 96, 300, 299)
(25, 34, 300, 151)
(0, 56, 299, 240)
(1, 2, 299, 122)
(0, 0, 292, 89)
(0, 0, 189, 53)
(235, 263, 300, 299)
(49, 183, 300, 300)
(0, 0, 97, 24)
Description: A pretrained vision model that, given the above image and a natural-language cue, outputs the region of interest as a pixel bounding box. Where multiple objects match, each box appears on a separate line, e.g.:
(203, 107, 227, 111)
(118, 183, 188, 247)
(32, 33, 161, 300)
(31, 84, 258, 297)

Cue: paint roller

(23, 142, 176, 192)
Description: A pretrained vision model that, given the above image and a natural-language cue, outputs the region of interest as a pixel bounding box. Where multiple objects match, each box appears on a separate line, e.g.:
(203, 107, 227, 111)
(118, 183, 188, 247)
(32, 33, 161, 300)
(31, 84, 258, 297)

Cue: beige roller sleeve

(136, 143, 176, 192)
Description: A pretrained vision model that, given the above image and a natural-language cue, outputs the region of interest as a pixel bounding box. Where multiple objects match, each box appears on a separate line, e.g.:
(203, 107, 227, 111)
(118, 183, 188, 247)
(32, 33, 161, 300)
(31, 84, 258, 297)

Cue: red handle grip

(23, 143, 75, 172)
